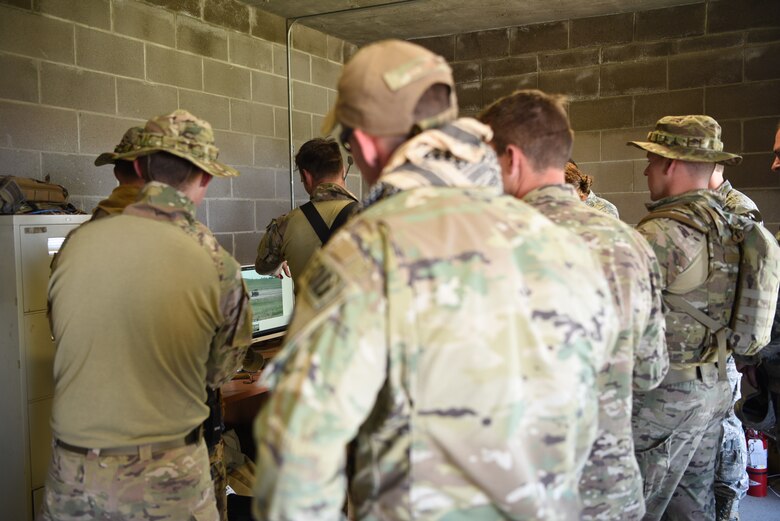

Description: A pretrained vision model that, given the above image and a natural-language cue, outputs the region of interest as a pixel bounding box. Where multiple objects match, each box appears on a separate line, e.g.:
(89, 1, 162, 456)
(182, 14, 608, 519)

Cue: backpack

(0, 175, 81, 215)
(300, 200, 359, 245)
(639, 200, 780, 374)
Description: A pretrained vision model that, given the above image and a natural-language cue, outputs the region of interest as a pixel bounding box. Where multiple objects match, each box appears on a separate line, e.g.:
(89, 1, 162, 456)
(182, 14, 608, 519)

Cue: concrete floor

(740, 477, 780, 521)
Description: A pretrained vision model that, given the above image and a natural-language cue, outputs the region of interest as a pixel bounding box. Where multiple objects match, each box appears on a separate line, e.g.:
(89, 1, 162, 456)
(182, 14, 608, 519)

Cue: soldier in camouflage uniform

(252, 40, 620, 520)
(41, 110, 253, 521)
(255, 138, 359, 289)
(91, 126, 145, 220)
(584, 188, 620, 218)
(563, 161, 620, 218)
(481, 89, 669, 521)
(708, 163, 759, 521)
(627, 115, 743, 521)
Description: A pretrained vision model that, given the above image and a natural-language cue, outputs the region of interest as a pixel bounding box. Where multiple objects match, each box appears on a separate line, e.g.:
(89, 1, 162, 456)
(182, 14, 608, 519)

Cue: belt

(662, 363, 718, 385)
(56, 427, 201, 457)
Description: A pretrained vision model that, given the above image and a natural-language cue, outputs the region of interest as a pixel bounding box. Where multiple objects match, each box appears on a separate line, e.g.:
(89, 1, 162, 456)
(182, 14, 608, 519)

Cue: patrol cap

(627, 115, 742, 166)
(113, 109, 240, 177)
(94, 126, 144, 166)
(321, 39, 457, 137)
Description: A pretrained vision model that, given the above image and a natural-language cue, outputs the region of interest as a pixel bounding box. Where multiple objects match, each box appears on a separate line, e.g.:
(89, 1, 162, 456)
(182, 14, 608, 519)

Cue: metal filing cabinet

(0, 214, 89, 520)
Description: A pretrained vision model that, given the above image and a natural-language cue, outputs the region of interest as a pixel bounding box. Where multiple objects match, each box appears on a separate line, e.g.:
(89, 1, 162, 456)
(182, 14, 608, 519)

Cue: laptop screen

(240, 266, 295, 339)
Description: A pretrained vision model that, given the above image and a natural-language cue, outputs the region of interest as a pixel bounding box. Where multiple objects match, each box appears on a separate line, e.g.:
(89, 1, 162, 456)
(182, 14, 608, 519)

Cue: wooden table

(222, 374, 269, 425)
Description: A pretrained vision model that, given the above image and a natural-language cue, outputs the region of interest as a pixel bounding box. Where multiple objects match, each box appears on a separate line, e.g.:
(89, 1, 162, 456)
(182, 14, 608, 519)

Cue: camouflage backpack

(639, 198, 780, 375)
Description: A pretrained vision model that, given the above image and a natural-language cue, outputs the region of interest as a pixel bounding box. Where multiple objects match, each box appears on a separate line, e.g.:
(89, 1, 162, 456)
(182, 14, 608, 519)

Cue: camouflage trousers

(38, 439, 218, 521)
(632, 365, 731, 521)
(209, 438, 227, 521)
(714, 356, 748, 521)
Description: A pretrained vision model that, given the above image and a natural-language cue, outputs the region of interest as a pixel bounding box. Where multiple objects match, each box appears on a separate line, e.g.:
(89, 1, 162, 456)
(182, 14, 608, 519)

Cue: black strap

(301, 201, 358, 245)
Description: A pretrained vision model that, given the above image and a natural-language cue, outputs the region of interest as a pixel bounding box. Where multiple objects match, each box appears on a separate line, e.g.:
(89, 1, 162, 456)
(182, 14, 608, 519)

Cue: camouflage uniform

(713, 180, 759, 521)
(633, 190, 735, 521)
(253, 118, 619, 520)
(584, 190, 620, 219)
(42, 112, 251, 521)
(255, 182, 359, 288)
(523, 184, 668, 521)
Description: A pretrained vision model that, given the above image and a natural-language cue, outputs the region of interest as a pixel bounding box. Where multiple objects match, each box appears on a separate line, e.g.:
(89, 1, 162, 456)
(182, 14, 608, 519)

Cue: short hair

(114, 160, 137, 183)
(564, 161, 592, 198)
(137, 151, 203, 189)
(479, 89, 574, 171)
(412, 83, 452, 129)
(295, 138, 343, 182)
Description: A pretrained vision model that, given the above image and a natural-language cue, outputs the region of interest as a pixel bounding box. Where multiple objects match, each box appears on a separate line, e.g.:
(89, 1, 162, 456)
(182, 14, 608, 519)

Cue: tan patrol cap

(322, 39, 457, 137)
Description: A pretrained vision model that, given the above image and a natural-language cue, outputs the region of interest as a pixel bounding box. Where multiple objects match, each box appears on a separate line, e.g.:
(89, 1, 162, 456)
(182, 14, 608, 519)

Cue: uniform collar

(132, 181, 196, 219)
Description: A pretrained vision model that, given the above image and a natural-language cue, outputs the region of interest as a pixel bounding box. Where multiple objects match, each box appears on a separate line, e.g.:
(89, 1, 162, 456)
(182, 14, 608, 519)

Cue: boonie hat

(627, 115, 742, 166)
(322, 39, 457, 137)
(94, 126, 144, 166)
(113, 109, 239, 177)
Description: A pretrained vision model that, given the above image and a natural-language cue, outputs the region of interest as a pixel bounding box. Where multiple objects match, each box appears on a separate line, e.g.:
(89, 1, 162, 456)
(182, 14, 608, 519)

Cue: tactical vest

(640, 194, 780, 371)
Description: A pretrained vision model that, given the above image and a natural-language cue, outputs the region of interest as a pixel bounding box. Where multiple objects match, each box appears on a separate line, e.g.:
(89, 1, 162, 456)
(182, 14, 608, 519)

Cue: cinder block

(256, 199, 291, 231)
(234, 231, 263, 266)
(601, 127, 653, 161)
(0, 0, 31, 8)
(600, 59, 667, 97)
(571, 13, 633, 47)
(633, 159, 649, 193)
(113, 0, 175, 47)
(232, 166, 276, 199)
(602, 41, 672, 64)
(569, 96, 633, 131)
(411, 35, 456, 62)
(674, 33, 744, 54)
(76, 27, 144, 78)
(146, 45, 202, 90)
(311, 56, 341, 89)
(196, 201, 208, 227)
(451, 61, 481, 83)
(745, 42, 780, 81)
(230, 100, 275, 136)
(229, 32, 272, 72)
(0, 53, 38, 103)
(571, 131, 600, 162)
(213, 129, 254, 167)
(41, 63, 115, 113)
(254, 136, 290, 169)
(276, 169, 293, 202)
(292, 81, 329, 115)
(272, 45, 287, 76)
(725, 153, 778, 188)
(456, 82, 482, 113)
(208, 199, 255, 233)
(38, 0, 109, 28)
(510, 22, 568, 55)
(345, 173, 363, 200)
(274, 107, 289, 139)
(41, 152, 114, 196)
(144, 0, 200, 18)
(291, 111, 312, 142)
(743, 117, 779, 153)
(311, 115, 325, 140)
(290, 50, 311, 82)
(607, 192, 653, 225)
(251, 8, 285, 45)
(292, 24, 328, 59)
(634, 89, 704, 126)
(179, 89, 231, 130)
(635, 3, 705, 41)
(327, 35, 344, 63)
(252, 71, 288, 107)
(0, 6, 74, 63)
(204, 0, 249, 33)
(204, 175, 232, 198)
(581, 161, 634, 193)
(213, 233, 233, 255)
(117, 78, 177, 119)
(668, 49, 743, 89)
(204, 59, 251, 100)
(176, 15, 228, 61)
(539, 49, 599, 71)
(538, 67, 599, 100)
(482, 56, 537, 78)
(720, 120, 741, 154)
(706, 80, 780, 119)
(0, 101, 78, 152)
(78, 113, 142, 155)
(747, 28, 780, 44)
(739, 189, 780, 223)
(0, 148, 41, 178)
(343, 43, 358, 62)
(456, 29, 509, 61)
(482, 74, 538, 105)
(708, 0, 780, 33)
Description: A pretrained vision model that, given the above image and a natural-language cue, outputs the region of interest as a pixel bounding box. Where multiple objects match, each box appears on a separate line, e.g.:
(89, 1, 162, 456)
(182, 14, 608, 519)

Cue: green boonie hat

(113, 109, 240, 177)
(321, 39, 458, 137)
(627, 115, 742, 166)
(94, 126, 144, 166)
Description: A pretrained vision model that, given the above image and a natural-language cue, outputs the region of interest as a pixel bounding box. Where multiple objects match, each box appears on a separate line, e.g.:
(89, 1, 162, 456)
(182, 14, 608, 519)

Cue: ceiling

(241, 0, 703, 45)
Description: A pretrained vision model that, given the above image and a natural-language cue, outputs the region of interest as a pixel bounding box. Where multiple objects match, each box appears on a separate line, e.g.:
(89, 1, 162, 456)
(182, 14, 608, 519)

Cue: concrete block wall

(411, 0, 780, 232)
(0, 0, 359, 265)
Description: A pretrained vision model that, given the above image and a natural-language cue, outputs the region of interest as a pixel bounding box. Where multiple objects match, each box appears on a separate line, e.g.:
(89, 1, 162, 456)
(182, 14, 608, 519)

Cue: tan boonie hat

(113, 109, 240, 177)
(321, 39, 458, 137)
(627, 115, 742, 166)
(94, 126, 144, 166)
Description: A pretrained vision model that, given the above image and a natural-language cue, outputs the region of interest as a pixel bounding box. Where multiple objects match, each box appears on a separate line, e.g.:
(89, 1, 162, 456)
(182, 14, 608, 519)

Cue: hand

(274, 261, 291, 279)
